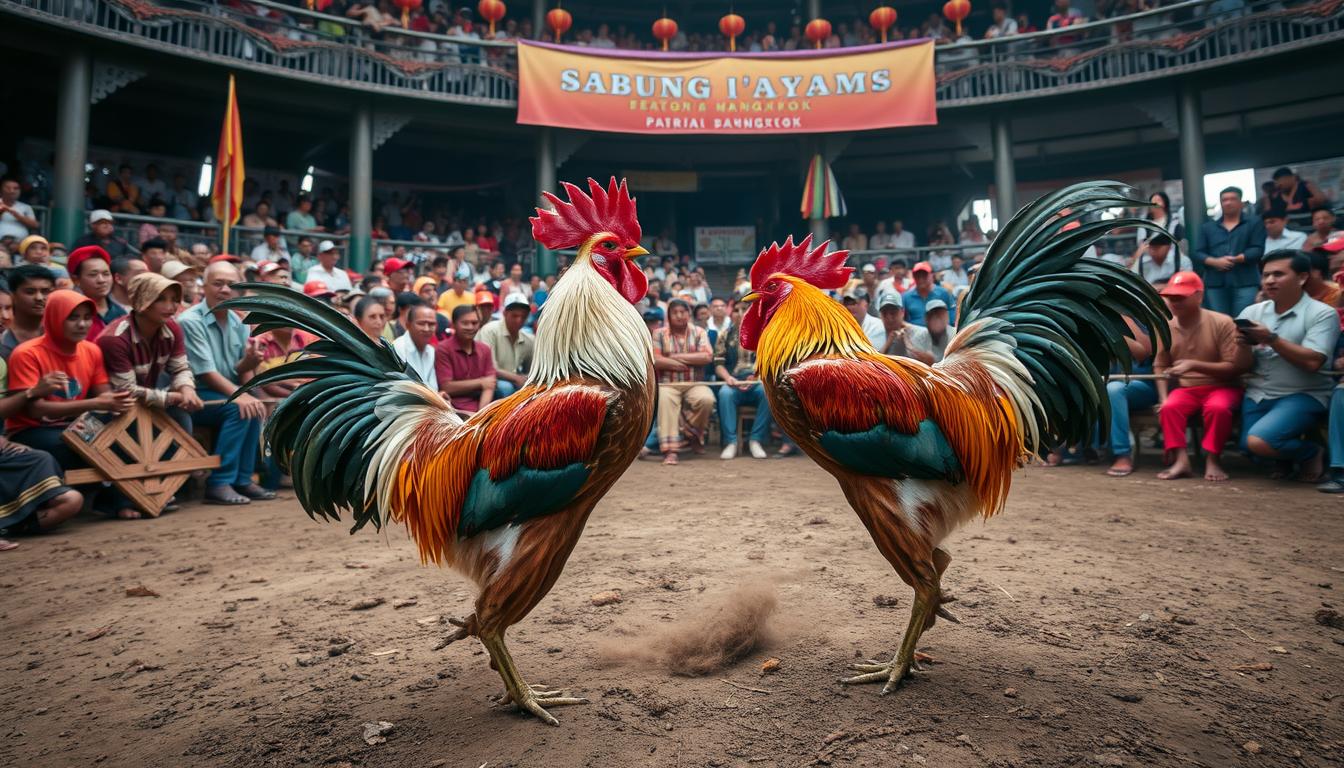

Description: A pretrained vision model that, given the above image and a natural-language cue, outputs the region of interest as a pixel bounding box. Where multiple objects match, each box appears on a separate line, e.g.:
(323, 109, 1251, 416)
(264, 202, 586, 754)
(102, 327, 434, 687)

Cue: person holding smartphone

(1234, 250, 1340, 482)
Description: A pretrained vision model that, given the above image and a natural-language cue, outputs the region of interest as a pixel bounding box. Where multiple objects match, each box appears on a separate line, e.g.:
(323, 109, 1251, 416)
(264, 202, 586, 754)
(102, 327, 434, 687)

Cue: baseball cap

(210, 253, 243, 264)
(911, 261, 933, 274)
(303, 279, 335, 299)
(1316, 235, 1344, 253)
(841, 286, 869, 302)
(318, 239, 338, 253)
(384, 257, 413, 274)
(861, 263, 876, 273)
(924, 298, 949, 313)
(257, 260, 287, 277)
(877, 292, 903, 310)
(503, 291, 530, 310)
(1159, 271, 1204, 297)
(160, 260, 197, 280)
(474, 289, 495, 306)
(89, 209, 113, 224)
(67, 245, 111, 276)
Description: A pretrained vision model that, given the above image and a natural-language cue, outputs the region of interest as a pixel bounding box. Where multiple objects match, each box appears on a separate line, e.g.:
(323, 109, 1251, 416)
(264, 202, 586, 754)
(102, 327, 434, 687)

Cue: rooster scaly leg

(479, 631, 587, 726)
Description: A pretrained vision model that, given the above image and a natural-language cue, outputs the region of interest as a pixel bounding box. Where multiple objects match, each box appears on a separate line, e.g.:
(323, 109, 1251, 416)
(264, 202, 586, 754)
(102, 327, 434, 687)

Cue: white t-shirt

(1132, 251, 1193, 286)
(859, 313, 886, 350)
(392, 333, 438, 392)
(0, 200, 35, 240)
(1265, 230, 1306, 253)
(891, 230, 916, 249)
(250, 242, 289, 263)
(306, 264, 353, 292)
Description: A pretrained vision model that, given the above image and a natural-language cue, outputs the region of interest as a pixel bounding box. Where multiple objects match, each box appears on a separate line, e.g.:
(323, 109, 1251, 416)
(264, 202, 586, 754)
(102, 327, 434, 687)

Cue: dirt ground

(3, 455, 1343, 768)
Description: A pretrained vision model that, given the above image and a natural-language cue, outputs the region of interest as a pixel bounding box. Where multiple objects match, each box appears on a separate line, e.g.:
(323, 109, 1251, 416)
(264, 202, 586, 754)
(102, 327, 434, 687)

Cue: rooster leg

(479, 631, 587, 726)
(841, 592, 934, 691)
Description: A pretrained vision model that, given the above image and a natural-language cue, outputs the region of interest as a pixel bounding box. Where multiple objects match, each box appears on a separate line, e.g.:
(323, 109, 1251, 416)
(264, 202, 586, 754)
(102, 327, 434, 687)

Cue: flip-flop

(662, 453, 679, 466)
(0, 539, 18, 552)
(1105, 467, 1133, 477)
(204, 488, 251, 506)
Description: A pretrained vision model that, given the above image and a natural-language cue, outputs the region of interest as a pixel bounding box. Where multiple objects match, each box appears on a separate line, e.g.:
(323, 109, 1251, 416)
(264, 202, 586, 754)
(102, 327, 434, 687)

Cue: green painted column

(52, 51, 92, 246)
(534, 127, 556, 276)
(1177, 83, 1205, 254)
(992, 115, 1016, 226)
(348, 105, 373, 272)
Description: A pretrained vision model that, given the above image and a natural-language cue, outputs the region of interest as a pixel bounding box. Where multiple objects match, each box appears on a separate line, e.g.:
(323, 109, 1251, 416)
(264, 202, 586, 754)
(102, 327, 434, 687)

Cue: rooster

(741, 182, 1169, 694)
(220, 178, 654, 725)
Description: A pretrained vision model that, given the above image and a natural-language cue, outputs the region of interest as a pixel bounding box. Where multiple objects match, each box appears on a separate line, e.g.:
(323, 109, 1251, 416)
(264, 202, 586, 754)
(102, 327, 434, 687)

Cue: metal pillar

(1177, 83, 1205, 254)
(535, 128, 557, 276)
(348, 105, 373, 272)
(532, 0, 545, 39)
(52, 51, 92, 246)
(807, 0, 822, 19)
(991, 116, 1016, 228)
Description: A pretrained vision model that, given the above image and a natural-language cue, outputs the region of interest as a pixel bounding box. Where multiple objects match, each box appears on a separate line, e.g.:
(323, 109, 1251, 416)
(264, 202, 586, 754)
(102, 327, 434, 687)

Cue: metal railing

(3, 0, 1341, 107)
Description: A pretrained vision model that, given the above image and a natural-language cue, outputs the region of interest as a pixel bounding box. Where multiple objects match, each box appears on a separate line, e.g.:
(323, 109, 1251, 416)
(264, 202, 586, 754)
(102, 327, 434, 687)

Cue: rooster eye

(601, 241, 617, 250)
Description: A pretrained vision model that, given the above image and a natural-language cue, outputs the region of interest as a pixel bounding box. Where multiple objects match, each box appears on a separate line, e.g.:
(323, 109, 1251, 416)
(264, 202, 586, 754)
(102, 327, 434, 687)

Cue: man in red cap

(383, 257, 413, 294)
(1153, 271, 1246, 482)
(900, 261, 956, 327)
(67, 245, 126, 339)
(302, 280, 335, 303)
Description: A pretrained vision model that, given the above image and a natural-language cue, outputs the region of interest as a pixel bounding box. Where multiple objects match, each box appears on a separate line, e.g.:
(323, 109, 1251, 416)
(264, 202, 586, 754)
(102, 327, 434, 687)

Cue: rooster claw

(432, 616, 472, 650)
(497, 684, 588, 726)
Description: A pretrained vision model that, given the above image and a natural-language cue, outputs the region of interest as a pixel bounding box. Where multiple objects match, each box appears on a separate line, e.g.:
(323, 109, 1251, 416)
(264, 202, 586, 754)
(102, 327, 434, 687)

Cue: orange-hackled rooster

(220, 178, 655, 725)
(741, 182, 1170, 694)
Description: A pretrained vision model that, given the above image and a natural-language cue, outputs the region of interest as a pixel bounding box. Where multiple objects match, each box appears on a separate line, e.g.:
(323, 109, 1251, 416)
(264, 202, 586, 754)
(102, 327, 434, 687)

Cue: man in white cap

(303, 240, 352, 292)
(923, 299, 956, 363)
(476, 291, 534, 397)
(876, 292, 933, 364)
(840, 286, 886, 349)
(71, 209, 129, 259)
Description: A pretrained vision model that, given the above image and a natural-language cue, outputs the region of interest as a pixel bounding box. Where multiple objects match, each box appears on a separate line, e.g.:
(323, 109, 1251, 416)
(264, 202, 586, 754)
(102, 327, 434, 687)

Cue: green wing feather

(958, 181, 1173, 451)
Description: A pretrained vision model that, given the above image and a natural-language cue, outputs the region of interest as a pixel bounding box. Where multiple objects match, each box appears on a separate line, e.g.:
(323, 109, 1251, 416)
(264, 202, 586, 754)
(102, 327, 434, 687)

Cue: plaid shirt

(652, 325, 712, 384)
(712, 325, 756, 380)
(95, 314, 193, 409)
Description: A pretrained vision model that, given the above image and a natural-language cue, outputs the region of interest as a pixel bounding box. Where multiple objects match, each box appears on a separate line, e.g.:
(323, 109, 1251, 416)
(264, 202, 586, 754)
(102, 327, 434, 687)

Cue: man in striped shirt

(96, 272, 204, 421)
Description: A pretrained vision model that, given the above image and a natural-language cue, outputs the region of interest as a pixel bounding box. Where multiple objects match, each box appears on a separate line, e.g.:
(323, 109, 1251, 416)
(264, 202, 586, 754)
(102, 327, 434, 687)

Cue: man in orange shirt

(1153, 272, 1248, 482)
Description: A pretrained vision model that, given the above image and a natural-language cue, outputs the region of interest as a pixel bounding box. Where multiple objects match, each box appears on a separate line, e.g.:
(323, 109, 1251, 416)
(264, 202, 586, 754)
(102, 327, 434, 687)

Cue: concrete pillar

(348, 105, 373, 272)
(52, 51, 92, 247)
(534, 128, 556, 276)
(1177, 83, 1205, 254)
(808, 0, 822, 19)
(992, 116, 1016, 228)
(532, 0, 545, 39)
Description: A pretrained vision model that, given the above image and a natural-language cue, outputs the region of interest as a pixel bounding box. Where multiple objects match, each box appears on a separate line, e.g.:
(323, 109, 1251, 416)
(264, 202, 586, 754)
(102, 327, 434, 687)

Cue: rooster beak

(739, 291, 761, 304)
(624, 245, 649, 260)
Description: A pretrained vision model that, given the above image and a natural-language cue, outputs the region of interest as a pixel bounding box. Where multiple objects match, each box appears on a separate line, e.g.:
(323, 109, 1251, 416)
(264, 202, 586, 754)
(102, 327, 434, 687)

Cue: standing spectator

(869, 221, 893, 251)
(841, 286, 886, 349)
(654, 229, 679, 260)
(67, 245, 126, 339)
(1046, 0, 1086, 49)
(878, 259, 914, 297)
(1, 265, 54, 360)
(305, 240, 353, 292)
(685, 270, 712, 304)
(714, 293, 772, 460)
(435, 304, 496, 414)
(178, 261, 273, 505)
(651, 299, 714, 465)
(249, 225, 289, 264)
(876, 293, 934, 364)
(923, 300, 956, 362)
(1262, 206, 1307, 253)
(1150, 272, 1245, 482)
(1131, 234, 1192, 289)
(289, 236, 316, 284)
(477, 292, 534, 398)
(72, 210, 130, 259)
(943, 254, 971, 290)
(857, 263, 883, 315)
(902, 262, 957, 326)
(1197, 186, 1266, 317)
(890, 220, 916, 250)
(841, 223, 868, 252)
(392, 304, 439, 392)
(0, 177, 39, 241)
(985, 2, 1019, 37)
(1270, 167, 1327, 218)
(1235, 251, 1340, 482)
(1304, 207, 1342, 251)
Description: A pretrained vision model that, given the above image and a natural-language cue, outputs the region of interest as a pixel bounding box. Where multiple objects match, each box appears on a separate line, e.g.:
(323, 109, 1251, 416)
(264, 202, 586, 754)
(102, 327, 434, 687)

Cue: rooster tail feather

(218, 283, 456, 533)
(946, 182, 1172, 453)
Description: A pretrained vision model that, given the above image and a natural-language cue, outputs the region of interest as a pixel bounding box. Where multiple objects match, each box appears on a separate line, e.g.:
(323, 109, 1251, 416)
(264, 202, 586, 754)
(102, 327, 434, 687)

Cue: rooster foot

(432, 616, 471, 651)
(841, 657, 915, 691)
(497, 684, 588, 726)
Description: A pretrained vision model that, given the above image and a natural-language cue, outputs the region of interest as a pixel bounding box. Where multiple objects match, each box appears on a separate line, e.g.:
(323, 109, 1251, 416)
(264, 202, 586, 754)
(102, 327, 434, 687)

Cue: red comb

(750, 234, 852, 290)
(530, 177, 641, 251)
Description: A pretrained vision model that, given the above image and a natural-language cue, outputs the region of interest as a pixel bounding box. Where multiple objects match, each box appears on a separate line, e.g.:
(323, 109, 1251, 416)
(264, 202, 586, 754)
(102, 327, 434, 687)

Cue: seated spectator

(923, 300, 956, 362)
(1131, 234, 1192, 290)
(474, 288, 498, 326)
(109, 257, 149, 312)
(156, 223, 195, 267)
(0, 177, 39, 242)
(435, 304, 496, 414)
(306, 240, 354, 293)
(2, 264, 55, 360)
(383, 257, 414, 294)
(943, 254, 971, 290)
(877, 293, 934, 364)
(649, 300, 713, 465)
(249, 226, 289, 264)
(686, 270, 712, 304)
(391, 292, 423, 338)
(902, 262, 957, 326)
(1271, 166, 1327, 217)
(256, 260, 291, 287)
(1262, 206, 1306, 253)
(1305, 246, 1341, 307)
(1318, 352, 1344, 494)
(1236, 250, 1340, 482)
(841, 286, 886, 349)
(353, 295, 389, 342)
(706, 297, 731, 338)
(437, 265, 475, 317)
(841, 223, 868, 252)
(878, 259, 913, 297)
(477, 292, 533, 398)
(1304, 206, 1341, 251)
(68, 246, 126, 339)
(869, 221, 893, 251)
(241, 201, 279, 230)
(857, 264, 883, 315)
(161, 261, 200, 308)
(392, 304, 439, 391)
(286, 195, 324, 233)
(16, 235, 69, 283)
(105, 164, 141, 214)
(179, 261, 273, 506)
(71, 210, 130, 259)
(714, 300, 773, 460)
(138, 199, 168, 246)
(1148, 273, 1245, 482)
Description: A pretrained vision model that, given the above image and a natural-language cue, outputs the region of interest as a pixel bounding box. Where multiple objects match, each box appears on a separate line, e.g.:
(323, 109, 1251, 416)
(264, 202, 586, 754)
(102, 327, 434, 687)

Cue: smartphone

(1233, 318, 1255, 329)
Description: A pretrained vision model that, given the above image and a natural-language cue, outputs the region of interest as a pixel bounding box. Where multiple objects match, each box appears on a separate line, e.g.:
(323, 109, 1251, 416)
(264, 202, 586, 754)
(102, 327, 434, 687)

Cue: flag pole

(221, 159, 230, 256)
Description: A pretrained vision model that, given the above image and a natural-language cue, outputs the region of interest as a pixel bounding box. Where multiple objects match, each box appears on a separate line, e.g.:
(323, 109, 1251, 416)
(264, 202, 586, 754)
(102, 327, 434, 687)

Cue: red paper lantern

(805, 18, 831, 49)
(393, 0, 421, 28)
(943, 0, 971, 37)
(477, 0, 505, 36)
(546, 6, 572, 42)
(315, 0, 332, 10)
(652, 16, 678, 51)
(719, 13, 745, 52)
(869, 6, 897, 43)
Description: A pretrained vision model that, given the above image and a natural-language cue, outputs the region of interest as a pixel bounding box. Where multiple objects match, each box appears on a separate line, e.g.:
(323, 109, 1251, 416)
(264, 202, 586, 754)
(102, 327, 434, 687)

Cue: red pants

(1160, 385, 1242, 454)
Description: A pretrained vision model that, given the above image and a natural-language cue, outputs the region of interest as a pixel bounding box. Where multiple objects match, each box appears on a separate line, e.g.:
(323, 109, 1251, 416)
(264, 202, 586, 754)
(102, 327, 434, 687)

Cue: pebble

(361, 720, 394, 745)
(590, 590, 621, 606)
(1003, 687, 1019, 698)
(1242, 740, 1262, 754)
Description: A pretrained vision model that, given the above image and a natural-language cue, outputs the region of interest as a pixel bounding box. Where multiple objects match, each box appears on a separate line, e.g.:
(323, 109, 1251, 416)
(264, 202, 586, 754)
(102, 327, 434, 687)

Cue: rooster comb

(530, 177, 641, 251)
(750, 234, 852, 291)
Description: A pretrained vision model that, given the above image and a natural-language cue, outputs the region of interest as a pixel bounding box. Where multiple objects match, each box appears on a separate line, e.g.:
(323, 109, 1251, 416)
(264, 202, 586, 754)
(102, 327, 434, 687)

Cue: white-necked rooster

(221, 178, 654, 725)
(741, 182, 1170, 694)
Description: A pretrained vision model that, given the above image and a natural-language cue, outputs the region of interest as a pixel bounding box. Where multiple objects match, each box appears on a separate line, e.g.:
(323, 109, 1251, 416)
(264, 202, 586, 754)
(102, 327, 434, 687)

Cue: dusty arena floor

(3, 456, 1343, 768)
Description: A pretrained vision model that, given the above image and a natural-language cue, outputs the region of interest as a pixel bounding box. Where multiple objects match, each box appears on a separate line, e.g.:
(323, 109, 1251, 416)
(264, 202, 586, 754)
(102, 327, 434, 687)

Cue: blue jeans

(193, 388, 263, 487)
(1106, 379, 1158, 457)
(1241, 392, 1326, 463)
(495, 379, 518, 398)
(1329, 388, 1344, 470)
(718, 383, 772, 444)
(1204, 284, 1259, 318)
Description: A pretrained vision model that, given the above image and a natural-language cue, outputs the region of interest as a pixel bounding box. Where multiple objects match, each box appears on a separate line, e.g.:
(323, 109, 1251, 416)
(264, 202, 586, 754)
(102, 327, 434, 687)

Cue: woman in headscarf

(0, 357, 84, 543)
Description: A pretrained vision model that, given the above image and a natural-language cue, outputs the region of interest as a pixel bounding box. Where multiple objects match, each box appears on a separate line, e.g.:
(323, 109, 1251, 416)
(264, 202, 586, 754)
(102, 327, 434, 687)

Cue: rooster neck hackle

(757, 277, 872, 382)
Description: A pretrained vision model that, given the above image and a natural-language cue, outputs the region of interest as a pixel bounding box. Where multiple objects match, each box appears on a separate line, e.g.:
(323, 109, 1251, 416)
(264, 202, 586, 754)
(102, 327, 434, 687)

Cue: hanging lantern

(477, 0, 505, 36)
(719, 13, 745, 52)
(805, 18, 831, 49)
(393, 0, 421, 28)
(943, 0, 971, 37)
(546, 6, 572, 42)
(869, 6, 897, 43)
(315, 0, 333, 10)
(652, 16, 678, 51)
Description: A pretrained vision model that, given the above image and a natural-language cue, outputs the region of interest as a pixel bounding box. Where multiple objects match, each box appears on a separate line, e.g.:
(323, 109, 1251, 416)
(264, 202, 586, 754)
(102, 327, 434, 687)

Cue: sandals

(662, 452, 679, 466)
(234, 484, 277, 501)
(204, 486, 251, 505)
(0, 539, 18, 552)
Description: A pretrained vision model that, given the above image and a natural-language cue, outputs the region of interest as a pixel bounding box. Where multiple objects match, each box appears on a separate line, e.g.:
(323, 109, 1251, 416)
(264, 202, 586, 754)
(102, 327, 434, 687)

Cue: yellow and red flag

(212, 74, 245, 252)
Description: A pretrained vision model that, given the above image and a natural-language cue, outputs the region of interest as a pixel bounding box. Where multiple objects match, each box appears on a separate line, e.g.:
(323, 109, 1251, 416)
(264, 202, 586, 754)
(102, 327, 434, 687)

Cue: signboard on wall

(695, 226, 757, 265)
